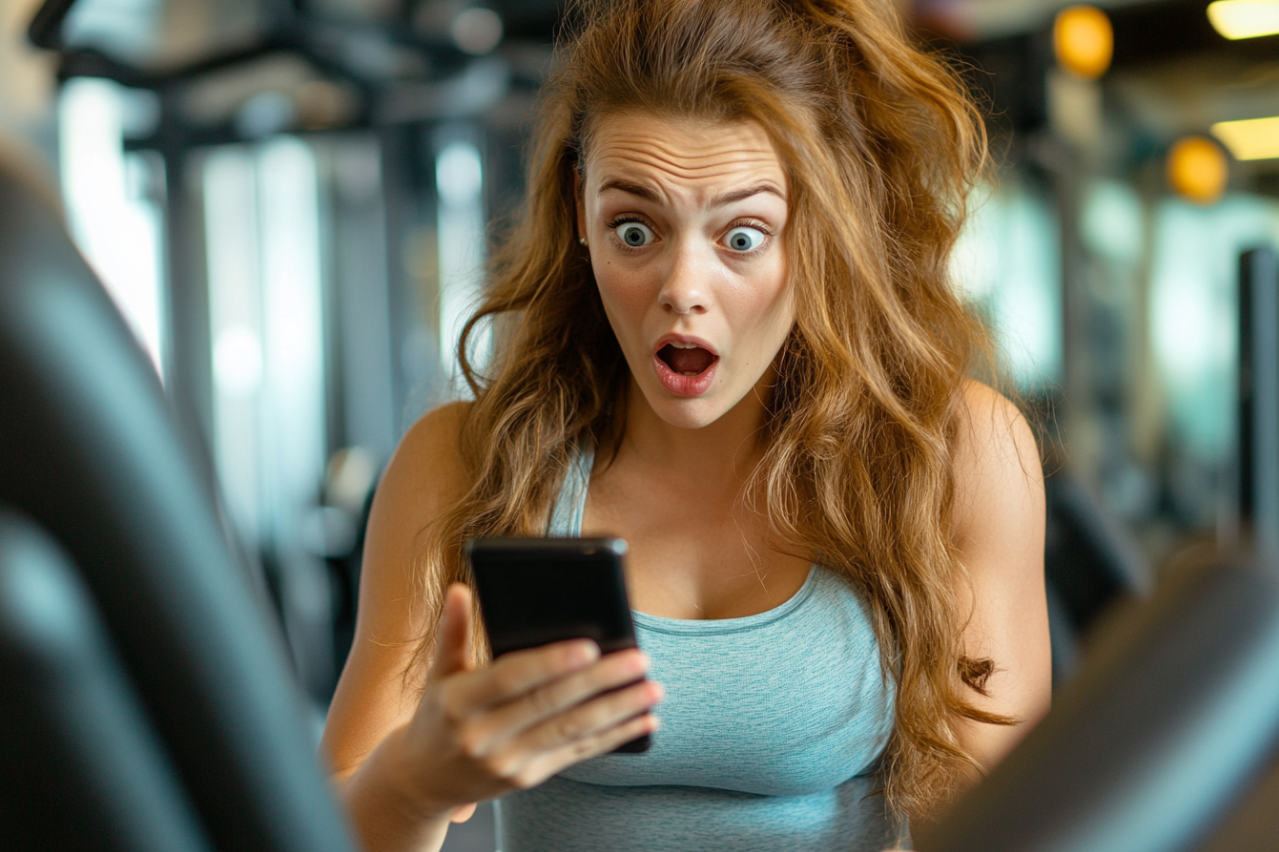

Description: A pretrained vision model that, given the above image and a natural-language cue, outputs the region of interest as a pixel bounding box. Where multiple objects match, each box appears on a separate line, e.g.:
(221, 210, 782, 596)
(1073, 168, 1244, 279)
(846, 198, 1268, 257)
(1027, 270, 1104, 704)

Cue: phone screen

(466, 537, 651, 753)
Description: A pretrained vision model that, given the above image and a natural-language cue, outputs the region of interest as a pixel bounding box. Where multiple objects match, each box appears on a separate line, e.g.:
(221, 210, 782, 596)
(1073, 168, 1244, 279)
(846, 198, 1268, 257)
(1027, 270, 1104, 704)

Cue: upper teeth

(669, 342, 699, 349)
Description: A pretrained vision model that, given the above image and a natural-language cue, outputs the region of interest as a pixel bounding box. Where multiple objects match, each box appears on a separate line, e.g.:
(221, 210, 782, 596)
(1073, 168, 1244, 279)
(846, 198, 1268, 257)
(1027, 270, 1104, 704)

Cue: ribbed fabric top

(494, 446, 903, 852)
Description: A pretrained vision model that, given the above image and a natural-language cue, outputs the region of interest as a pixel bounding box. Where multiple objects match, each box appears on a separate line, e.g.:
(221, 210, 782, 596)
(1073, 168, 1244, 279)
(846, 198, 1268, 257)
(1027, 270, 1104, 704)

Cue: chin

(637, 384, 736, 431)
(656, 406, 723, 431)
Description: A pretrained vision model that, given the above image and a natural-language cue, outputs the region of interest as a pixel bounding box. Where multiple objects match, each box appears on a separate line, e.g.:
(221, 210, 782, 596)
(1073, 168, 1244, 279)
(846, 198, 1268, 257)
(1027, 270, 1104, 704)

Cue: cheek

(592, 264, 651, 343)
(735, 262, 793, 336)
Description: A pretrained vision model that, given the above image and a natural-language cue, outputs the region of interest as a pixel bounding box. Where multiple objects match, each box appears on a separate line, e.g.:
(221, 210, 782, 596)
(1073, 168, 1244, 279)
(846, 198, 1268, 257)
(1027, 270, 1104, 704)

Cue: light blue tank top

(495, 447, 904, 851)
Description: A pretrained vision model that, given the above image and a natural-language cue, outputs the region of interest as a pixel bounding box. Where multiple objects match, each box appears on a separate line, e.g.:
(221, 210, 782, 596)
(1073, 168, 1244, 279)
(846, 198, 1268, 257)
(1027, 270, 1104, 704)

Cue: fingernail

(571, 641, 600, 664)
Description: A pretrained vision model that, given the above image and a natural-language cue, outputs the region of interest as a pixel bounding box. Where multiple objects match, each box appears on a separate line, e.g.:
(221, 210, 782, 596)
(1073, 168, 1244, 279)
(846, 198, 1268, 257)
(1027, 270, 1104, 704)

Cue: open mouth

(656, 343, 717, 376)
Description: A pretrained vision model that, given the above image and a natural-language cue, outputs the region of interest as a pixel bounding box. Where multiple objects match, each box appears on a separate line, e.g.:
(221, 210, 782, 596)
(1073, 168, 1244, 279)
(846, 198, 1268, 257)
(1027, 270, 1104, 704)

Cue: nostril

(659, 289, 707, 314)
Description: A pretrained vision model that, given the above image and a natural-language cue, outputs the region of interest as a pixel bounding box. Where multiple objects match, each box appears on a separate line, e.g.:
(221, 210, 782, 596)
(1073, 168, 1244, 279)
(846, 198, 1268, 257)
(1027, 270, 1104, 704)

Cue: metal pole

(1239, 246, 1279, 560)
(159, 129, 214, 452)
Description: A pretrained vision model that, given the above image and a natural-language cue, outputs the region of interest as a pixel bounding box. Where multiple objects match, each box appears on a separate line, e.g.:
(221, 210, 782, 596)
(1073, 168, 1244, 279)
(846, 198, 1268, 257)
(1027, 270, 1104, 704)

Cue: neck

(614, 370, 775, 494)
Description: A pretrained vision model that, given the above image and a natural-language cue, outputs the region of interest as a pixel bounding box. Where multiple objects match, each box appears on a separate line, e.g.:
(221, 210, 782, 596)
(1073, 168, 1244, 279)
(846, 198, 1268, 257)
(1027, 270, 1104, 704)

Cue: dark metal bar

(1240, 247, 1279, 559)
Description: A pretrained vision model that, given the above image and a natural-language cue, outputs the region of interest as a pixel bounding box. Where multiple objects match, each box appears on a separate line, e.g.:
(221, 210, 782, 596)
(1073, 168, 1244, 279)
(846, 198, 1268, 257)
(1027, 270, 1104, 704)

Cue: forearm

(334, 727, 455, 852)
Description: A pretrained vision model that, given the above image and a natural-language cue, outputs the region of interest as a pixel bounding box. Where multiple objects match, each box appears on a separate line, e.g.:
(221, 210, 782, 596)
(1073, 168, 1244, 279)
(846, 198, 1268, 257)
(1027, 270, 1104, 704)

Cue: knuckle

(528, 685, 559, 717)
(511, 768, 541, 790)
(565, 737, 593, 761)
(456, 727, 485, 760)
(493, 667, 523, 697)
(553, 714, 587, 743)
(483, 753, 518, 781)
(587, 727, 619, 754)
(437, 683, 469, 721)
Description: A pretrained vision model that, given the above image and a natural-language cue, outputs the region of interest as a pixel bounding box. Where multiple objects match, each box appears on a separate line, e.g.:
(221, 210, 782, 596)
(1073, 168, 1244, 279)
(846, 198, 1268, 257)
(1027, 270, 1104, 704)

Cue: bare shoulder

(359, 400, 472, 639)
(376, 400, 473, 524)
(953, 380, 1038, 470)
(951, 380, 1044, 542)
(392, 401, 472, 489)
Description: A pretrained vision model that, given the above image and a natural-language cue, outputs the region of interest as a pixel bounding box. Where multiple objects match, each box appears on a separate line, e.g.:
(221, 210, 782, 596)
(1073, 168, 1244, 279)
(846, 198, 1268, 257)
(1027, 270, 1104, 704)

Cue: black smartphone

(465, 536, 651, 753)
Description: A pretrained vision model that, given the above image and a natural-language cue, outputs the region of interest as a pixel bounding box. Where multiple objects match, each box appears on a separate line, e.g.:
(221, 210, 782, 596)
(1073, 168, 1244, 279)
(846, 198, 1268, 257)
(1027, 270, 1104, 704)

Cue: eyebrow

(598, 180, 785, 206)
(712, 184, 785, 205)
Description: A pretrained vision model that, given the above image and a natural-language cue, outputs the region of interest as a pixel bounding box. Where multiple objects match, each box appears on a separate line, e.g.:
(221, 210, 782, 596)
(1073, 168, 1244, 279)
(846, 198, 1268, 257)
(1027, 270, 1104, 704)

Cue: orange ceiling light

(1053, 6, 1114, 80)
(1207, 0, 1279, 40)
(1167, 137, 1229, 204)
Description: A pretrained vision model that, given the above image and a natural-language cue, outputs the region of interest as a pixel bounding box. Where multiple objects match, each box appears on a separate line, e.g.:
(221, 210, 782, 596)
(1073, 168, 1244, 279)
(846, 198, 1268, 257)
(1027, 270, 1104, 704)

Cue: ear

(574, 169, 588, 245)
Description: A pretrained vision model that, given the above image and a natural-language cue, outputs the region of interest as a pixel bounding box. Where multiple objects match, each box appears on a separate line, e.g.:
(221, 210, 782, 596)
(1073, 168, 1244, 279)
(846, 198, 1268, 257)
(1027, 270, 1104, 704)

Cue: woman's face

(577, 112, 794, 431)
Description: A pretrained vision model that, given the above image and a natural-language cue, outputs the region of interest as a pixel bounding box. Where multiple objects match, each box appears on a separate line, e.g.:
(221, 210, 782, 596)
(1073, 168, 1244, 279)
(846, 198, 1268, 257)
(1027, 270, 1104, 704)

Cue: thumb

(450, 802, 478, 824)
(429, 583, 474, 680)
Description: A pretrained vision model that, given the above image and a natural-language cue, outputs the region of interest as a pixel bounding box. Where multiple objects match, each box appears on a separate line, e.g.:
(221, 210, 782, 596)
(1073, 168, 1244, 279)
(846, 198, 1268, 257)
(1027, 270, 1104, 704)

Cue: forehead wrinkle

(598, 166, 782, 197)
(588, 117, 788, 206)
(596, 169, 787, 212)
(599, 161, 781, 186)
(602, 141, 778, 170)
(593, 149, 785, 192)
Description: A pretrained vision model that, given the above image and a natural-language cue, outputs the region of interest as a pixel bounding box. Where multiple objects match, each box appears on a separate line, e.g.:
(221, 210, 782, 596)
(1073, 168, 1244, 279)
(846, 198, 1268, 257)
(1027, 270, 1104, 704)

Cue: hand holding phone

(466, 537, 653, 753)
(387, 583, 658, 822)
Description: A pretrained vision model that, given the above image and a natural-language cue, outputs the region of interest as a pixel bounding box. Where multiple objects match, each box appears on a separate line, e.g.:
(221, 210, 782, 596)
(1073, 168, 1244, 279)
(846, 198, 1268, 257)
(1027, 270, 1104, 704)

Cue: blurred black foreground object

(0, 158, 356, 849)
(0, 512, 208, 851)
(917, 553, 1279, 852)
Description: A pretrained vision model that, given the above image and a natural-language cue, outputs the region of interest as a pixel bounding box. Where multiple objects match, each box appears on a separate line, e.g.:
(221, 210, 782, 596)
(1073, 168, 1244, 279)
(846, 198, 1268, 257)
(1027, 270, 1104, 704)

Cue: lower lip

(653, 352, 718, 397)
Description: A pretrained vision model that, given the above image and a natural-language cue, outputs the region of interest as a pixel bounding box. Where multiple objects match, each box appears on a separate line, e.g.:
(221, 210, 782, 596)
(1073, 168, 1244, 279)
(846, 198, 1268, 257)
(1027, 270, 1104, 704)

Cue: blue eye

(617, 222, 654, 247)
(725, 226, 766, 252)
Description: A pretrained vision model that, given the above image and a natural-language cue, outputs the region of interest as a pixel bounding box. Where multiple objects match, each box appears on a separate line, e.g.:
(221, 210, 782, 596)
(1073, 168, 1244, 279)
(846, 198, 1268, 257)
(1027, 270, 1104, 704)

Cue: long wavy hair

(414, 0, 1013, 823)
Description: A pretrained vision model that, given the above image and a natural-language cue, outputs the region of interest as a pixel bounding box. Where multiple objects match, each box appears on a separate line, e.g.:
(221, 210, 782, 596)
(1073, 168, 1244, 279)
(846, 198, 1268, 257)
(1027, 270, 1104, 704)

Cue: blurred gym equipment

(0, 512, 209, 852)
(918, 550, 1279, 852)
(1238, 247, 1279, 559)
(1043, 470, 1152, 681)
(5, 1, 1279, 850)
(0, 151, 356, 852)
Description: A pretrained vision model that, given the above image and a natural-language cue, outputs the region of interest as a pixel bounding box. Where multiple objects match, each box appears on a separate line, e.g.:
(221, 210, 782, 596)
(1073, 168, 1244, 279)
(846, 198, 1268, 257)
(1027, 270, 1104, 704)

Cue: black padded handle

(0, 165, 356, 852)
(0, 510, 210, 852)
(917, 555, 1279, 852)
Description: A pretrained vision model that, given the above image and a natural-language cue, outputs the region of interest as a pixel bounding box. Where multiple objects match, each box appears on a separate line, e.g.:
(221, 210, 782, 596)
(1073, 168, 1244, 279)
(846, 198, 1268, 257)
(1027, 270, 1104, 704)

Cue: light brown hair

(416, 0, 1013, 823)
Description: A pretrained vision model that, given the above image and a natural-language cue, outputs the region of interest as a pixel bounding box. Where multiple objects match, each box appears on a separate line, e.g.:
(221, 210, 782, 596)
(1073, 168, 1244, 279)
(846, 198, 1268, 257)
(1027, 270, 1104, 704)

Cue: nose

(657, 240, 710, 315)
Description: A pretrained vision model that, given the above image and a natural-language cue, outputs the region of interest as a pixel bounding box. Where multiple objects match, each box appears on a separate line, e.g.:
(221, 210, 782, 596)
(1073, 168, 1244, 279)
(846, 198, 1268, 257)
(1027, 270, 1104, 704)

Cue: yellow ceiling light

(1167, 137, 1229, 204)
(1054, 6, 1114, 80)
(1211, 116, 1279, 160)
(1207, 0, 1279, 40)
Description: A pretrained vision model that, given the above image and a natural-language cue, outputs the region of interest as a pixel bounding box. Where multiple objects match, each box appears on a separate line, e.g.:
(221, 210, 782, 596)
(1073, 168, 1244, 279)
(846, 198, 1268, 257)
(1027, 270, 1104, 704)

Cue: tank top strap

(547, 443, 595, 537)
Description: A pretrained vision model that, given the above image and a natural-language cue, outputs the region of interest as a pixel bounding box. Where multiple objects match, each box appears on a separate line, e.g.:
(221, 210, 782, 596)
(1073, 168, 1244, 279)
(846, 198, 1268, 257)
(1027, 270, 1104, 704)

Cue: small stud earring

(579, 236, 587, 246)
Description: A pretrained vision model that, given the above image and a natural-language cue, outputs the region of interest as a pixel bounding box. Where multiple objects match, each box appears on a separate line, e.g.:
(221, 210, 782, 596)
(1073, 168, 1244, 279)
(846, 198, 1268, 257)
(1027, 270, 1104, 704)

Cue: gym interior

(1, 0, 1278, 850)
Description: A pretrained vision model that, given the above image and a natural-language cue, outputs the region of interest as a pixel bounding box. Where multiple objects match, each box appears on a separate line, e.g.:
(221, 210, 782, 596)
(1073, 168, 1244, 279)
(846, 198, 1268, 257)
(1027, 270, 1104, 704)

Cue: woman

(321, 1, 1050, 850)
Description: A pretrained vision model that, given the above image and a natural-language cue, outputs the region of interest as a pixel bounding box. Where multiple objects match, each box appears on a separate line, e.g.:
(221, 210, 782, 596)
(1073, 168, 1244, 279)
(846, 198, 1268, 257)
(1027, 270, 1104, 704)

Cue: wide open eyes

(725, 226, 766, 253)
(606, 219, 770, 253)
(616, 221, 655, 247)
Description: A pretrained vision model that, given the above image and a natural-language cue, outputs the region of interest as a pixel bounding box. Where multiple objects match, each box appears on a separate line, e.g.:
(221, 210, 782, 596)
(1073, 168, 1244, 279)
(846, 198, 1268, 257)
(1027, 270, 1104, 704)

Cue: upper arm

(949, 381, 1051, 774)
(320, 402, 471, 779)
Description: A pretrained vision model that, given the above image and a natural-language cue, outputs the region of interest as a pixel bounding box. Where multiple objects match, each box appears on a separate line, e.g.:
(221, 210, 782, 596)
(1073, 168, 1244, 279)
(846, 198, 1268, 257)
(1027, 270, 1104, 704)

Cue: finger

(449, 802, 478, 824)
(517, 712, 660, 789)
(511, 677, 663, 756)
(498, 675, 659, 757)
(474, 650, 652, 743)
(446, 638, 602, 711)
(429, 584, 474, 681)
